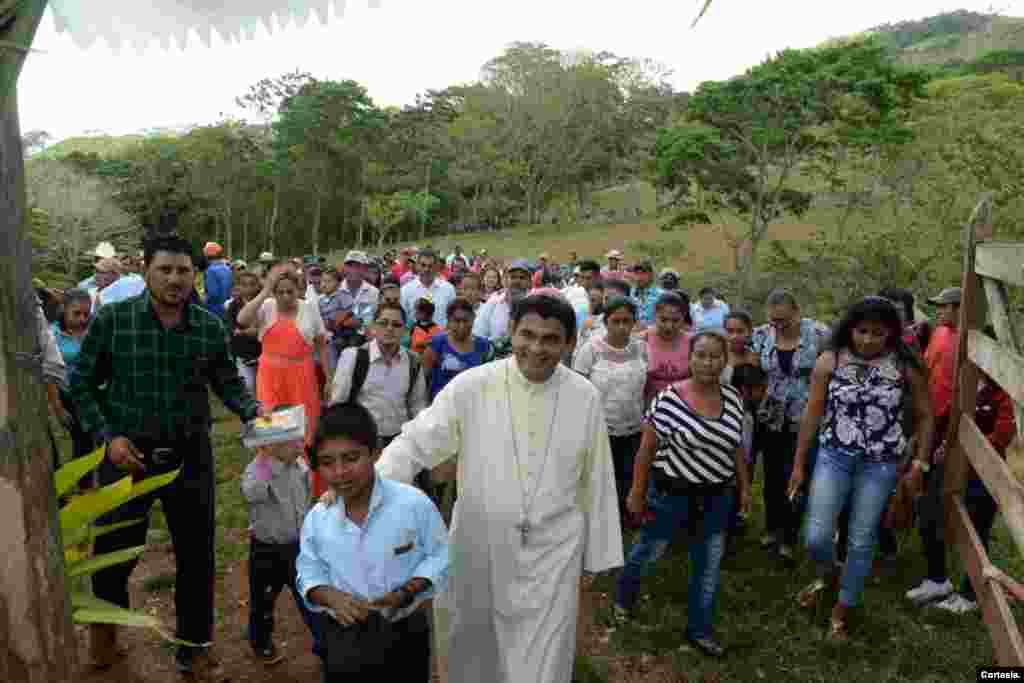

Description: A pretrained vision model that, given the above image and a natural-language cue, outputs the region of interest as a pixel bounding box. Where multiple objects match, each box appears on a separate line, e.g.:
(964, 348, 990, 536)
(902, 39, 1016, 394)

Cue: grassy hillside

(34, 134, 146, 159)
(867, 10, 1024, 69)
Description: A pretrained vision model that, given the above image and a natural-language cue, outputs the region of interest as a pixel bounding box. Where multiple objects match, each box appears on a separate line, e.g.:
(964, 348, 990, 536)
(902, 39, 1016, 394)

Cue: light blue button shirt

(296, 475, 449, 621)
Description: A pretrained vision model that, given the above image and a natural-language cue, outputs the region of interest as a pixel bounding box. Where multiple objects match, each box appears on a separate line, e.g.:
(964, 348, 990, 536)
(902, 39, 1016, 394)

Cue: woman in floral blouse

(750, 290, 829, 561)
(786, 297, 932, 641)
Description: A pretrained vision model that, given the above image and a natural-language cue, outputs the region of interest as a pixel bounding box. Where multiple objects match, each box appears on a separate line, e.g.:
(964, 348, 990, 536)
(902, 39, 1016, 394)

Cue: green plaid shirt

(69, 293, 260, 443)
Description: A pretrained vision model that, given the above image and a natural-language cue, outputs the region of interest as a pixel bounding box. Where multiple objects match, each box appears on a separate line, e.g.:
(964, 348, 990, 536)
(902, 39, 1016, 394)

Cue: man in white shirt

(691, 286, 730, 332)
(473, 260, 533, 341)
(89, 258, 123, 310)
(400, 248, 456, 328)
(329, 302, 428, 445)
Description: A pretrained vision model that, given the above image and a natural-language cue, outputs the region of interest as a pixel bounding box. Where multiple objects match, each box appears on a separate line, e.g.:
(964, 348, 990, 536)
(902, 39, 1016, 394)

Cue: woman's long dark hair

(827, 297, 923, 371)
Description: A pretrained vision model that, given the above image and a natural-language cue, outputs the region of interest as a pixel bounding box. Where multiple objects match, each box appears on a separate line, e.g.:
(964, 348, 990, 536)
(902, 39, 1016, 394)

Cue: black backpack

(348, 345, 422, 419)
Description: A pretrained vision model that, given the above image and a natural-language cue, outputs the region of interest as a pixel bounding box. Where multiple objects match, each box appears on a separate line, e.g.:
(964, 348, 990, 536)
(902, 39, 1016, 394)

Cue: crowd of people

(30, 234, 1020, 682)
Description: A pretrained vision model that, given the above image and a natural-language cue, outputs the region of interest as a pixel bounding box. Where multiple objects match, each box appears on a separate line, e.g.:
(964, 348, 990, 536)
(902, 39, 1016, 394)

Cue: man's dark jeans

(92, 433, 216, 647)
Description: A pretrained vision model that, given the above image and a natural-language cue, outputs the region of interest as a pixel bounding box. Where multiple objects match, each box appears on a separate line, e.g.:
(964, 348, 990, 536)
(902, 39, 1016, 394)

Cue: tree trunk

(0, 69, 78, 683)
(268, 175, 282, 253)
(420, 160, 430, 241)
(242, 211, 249, 261)
(312, 193, 322, 258)
(224, 193, 233, 260)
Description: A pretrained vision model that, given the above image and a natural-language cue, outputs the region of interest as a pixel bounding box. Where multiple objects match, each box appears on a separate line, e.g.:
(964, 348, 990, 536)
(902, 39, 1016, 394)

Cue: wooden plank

(967, 330, 1024, 409)
(976, 242, 1024, 288)
(982, 278, 1024, 441)
(959, 417, 1024, 557)
(949, 497, 1024, 666)
(983, 278, 1023, 352)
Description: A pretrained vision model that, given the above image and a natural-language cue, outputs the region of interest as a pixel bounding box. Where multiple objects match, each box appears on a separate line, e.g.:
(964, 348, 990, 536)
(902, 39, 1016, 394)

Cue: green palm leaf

(66, 545, 145, 579)
(54, 446, 105, 498)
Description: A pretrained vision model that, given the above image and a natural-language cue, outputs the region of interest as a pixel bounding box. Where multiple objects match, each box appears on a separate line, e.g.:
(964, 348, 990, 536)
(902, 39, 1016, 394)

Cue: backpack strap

(405, 350, 422, 418)
(349, 345, 371, 402)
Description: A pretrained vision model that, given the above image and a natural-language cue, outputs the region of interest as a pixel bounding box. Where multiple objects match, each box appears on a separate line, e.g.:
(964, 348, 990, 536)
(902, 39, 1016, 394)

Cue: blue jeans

(804, 446, 901, 607)
(616, 483, 735, 640)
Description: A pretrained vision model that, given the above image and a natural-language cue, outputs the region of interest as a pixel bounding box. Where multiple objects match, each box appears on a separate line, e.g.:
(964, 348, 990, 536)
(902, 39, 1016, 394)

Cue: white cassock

(377, 356, 623, 683)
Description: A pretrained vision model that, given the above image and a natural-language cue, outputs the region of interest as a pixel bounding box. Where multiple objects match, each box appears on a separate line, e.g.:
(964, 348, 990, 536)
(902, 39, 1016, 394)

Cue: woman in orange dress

(237, 263, 330, 495)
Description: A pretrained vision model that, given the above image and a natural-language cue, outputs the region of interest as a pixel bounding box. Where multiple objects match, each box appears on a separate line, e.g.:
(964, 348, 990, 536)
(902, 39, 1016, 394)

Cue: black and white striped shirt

(647, 383, 745, 485)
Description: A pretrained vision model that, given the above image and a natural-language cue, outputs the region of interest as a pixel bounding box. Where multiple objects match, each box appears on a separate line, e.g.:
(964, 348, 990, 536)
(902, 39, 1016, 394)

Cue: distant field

(327, 180, 820, 284)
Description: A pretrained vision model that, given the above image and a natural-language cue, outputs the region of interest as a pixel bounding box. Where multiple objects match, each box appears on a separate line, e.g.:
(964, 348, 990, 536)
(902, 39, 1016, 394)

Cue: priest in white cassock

(377, 293, 623, 683)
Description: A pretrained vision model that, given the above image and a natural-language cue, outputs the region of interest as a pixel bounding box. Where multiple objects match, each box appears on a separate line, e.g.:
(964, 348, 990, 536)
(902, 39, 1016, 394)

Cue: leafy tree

(26, 160, 139, 281)
(272, 79, 386, 256)
(654, 39, 929, 302)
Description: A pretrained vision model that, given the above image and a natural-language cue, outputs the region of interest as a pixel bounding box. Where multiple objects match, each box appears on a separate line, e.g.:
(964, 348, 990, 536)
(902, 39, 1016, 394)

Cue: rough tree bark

(1, 4, 78, 681)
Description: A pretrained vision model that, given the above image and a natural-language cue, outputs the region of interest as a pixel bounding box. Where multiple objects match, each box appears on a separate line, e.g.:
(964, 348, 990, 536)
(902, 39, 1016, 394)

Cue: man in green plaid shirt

(70, 233, 265, 679)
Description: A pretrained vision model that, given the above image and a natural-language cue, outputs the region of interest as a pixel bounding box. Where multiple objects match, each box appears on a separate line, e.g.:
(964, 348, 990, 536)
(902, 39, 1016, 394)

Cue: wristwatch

(912, 459, 931, 474)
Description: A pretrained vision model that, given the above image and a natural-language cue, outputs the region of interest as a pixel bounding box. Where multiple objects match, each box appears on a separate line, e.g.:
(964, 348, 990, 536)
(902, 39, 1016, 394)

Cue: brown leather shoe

(89, 624, 121, 670)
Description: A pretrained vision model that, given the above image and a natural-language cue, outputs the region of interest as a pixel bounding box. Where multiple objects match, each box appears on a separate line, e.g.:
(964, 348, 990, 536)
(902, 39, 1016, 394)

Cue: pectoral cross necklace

(506, 364, 561, 547)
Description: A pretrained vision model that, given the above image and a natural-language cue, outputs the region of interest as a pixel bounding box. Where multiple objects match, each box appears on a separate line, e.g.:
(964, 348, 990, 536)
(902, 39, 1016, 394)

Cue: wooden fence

(944, 194, 1024, 665)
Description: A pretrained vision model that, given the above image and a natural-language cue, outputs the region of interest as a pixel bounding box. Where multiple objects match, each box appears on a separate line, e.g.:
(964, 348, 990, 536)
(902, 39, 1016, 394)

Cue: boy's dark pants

(320, 609, 430, 681)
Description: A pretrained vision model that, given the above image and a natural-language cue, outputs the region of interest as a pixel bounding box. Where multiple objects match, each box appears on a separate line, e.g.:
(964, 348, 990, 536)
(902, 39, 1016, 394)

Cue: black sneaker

(175, 646, 228, 680)
(688, 636, 725, 658)
(174, 646, 196, 674)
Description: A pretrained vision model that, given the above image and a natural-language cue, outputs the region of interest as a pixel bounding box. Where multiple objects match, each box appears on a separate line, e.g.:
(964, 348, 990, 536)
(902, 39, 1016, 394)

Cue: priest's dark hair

(309, 401, 380, 469)
(511, 293, 577, 341)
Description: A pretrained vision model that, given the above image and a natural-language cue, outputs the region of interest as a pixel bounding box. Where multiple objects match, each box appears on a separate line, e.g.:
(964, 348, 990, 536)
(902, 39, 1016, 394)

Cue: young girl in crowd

(573, 296, 648, 523)
(787, 297, 933, 641)
(722, 310, 759, 385)
(644, 292, 693, 407)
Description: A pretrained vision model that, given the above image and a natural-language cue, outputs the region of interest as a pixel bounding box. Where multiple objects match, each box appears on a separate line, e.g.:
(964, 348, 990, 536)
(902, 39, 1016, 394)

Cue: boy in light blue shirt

(296, 401, 449, 681)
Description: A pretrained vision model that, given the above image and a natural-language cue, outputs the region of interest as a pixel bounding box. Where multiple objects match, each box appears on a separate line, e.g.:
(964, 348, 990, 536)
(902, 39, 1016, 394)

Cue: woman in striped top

(614, 331, 752, 658)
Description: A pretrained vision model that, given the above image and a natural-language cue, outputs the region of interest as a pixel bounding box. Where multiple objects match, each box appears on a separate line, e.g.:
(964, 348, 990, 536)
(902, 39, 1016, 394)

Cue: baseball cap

(508, 259, 533, 274)
(344, 250, 370, 265)
(232, 259, 247, 269)
(203, 242, 223, 258)
(259, 251, 274, 262)
(928, 287, 962, 305)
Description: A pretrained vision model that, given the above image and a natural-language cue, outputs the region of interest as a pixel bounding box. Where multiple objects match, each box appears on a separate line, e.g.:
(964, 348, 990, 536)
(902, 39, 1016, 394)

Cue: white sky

(18, 0, 1024, 142)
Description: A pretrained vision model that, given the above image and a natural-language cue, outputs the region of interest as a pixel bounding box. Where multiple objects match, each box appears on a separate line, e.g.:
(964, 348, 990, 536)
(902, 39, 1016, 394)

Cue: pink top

(644, 333, 691, 406)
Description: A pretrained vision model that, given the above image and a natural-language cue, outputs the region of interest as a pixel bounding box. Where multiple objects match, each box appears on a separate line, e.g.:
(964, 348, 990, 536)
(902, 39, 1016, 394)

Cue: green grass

(588, 474, 1024, 682)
